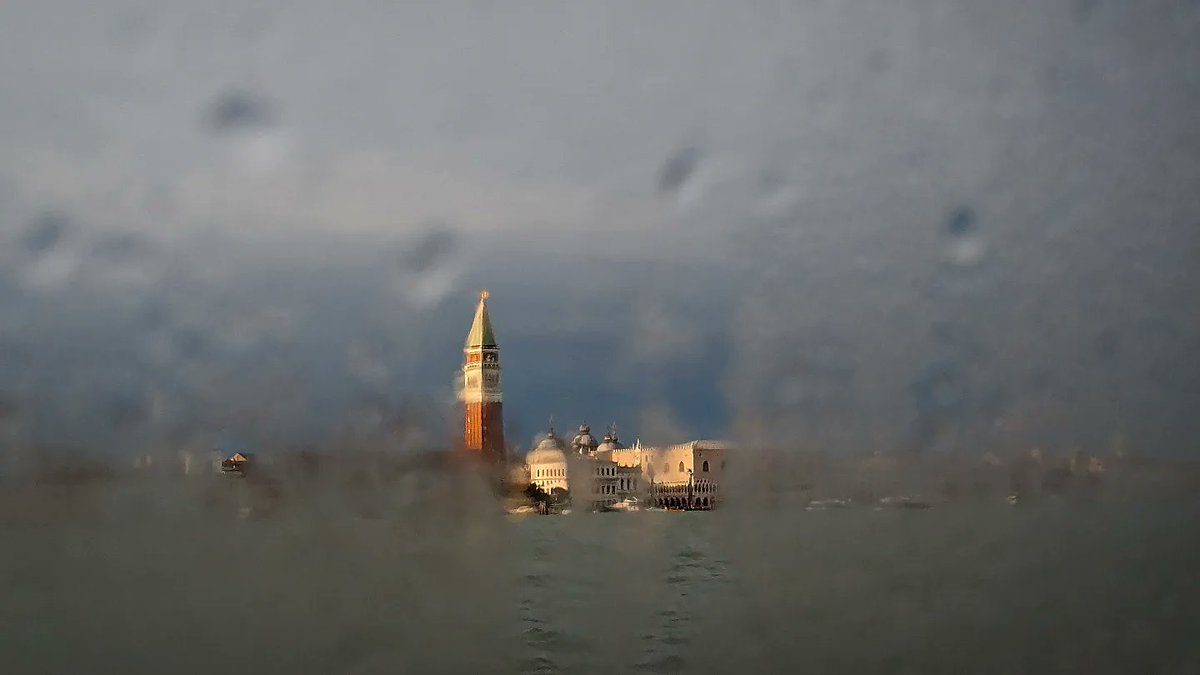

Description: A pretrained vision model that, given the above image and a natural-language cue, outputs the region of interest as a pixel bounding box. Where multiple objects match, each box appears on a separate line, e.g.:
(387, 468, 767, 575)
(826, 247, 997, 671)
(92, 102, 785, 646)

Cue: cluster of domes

(572, 424, 598, 454)
(595, 429, 627, 457)
(575, 423, 627, 459)
(525, 422, 629, 465)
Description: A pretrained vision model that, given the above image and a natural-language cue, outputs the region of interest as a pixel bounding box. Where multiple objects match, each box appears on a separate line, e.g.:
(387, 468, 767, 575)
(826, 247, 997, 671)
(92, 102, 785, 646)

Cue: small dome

(572, 422, 599, 454)
(596, 430, 627, 454)
(526, 428, 568, 464)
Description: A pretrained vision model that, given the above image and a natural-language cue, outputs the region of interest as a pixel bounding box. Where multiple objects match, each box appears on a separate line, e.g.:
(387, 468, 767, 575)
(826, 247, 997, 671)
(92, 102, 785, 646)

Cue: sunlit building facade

(525, 424, 642, 510)
(523, 422, 726, 510)
(611, 440, 729, 509)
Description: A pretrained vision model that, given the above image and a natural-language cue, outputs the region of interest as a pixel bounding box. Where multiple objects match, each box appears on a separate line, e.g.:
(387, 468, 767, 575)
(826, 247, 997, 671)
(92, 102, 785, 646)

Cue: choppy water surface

(2, 480, 1197, 674)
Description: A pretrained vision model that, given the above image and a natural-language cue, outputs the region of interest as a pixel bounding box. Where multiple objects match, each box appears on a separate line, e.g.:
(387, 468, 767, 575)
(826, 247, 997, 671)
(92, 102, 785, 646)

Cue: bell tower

(460, 290, 505, 461)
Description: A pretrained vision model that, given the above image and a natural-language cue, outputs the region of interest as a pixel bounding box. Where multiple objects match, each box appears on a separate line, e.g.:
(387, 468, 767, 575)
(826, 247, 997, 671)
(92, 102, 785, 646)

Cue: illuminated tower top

(465, 289, 498, 349)
(460, 290, 504, 459)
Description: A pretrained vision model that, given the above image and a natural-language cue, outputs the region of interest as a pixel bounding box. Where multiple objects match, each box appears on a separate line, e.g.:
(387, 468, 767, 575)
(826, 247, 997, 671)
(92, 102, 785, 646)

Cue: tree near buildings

(550, 487, 570, 505)
(525, 483, 550, 505)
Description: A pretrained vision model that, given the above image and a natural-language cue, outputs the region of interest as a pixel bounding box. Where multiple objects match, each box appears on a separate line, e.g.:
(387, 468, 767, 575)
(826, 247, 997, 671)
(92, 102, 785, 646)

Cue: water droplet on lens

(92, 232, 153, 263)
(393, 226, 460, 308)
(107, 393, 149, 430)
(942, 206, 986, 266)
(658, 146, 702, 194)
(911, 360, 967, 414)
(399, 228, 457, 275)
(21, 212, 71, 254)
(946, 206, 975, 237)
(206, 89, 274, 132)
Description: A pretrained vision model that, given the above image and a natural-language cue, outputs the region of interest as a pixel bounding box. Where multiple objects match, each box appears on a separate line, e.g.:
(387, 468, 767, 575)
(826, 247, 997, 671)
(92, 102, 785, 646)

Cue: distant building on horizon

(456, 290, 732, 508)
(523, 420, 729, 510)
(220, 451, 252, 475)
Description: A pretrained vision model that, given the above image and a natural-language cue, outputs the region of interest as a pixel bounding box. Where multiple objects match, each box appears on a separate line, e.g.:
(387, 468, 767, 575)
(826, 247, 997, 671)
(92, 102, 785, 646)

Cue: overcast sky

(1, 1, 1197, 458)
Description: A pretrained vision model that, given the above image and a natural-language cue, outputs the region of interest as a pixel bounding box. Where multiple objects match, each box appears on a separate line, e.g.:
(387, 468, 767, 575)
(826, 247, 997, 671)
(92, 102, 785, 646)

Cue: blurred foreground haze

(1, 3, 1200, 672)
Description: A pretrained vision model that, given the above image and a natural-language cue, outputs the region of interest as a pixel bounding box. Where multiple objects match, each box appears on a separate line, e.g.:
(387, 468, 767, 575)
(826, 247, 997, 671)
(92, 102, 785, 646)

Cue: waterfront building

(527, 426, 570, 494)
(590, 460, 641, 511)
(525, 423, 643, 511)
(459, 291, 505, 461)
(611, 440, 729, 509)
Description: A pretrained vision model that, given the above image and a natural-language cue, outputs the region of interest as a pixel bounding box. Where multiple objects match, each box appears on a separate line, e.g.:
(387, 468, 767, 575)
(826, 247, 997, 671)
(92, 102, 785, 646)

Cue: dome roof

(526, 428, 568, 464)
(572, 422, 599, 453)
(595, 430, 627, 454)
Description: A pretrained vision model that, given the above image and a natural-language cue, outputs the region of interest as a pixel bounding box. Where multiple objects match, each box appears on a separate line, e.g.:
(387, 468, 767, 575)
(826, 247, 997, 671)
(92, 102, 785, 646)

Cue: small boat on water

(609, 497, 641, 512)
(806, 498, 852, 510)
(879, 495, 933, 509)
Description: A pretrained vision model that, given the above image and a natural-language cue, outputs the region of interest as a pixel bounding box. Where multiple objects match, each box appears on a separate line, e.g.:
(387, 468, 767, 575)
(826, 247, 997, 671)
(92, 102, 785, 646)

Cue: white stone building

(611, 439, 730, 509)
(527, 428, 570, 495)
(524, 424, 642, 510)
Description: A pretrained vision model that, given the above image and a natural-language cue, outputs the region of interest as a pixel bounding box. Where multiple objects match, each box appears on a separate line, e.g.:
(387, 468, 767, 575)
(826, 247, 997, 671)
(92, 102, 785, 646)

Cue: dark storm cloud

(0, 0, 1197, 458)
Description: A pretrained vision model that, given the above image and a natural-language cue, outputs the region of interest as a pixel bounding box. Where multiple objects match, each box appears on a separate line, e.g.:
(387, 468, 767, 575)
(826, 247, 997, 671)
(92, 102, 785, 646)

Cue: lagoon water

(2, 480, 1198, 674)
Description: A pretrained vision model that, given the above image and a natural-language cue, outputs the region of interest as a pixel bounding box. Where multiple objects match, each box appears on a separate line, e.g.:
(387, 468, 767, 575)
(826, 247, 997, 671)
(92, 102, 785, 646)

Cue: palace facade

(610, 439, 729, 509)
